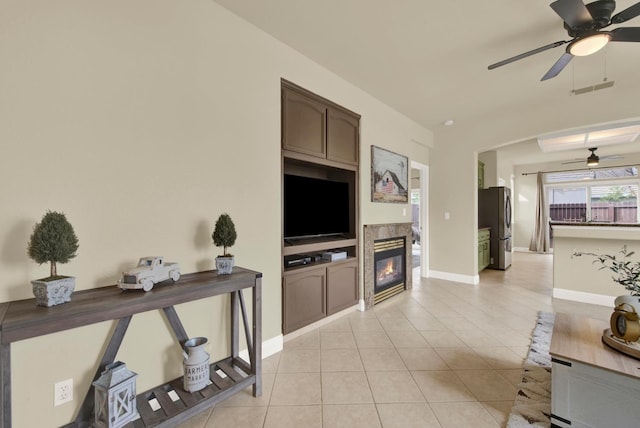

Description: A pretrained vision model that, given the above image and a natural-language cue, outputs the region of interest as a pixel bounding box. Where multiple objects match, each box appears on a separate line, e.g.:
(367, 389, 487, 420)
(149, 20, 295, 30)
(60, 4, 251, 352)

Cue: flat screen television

(284, 174, 350, 240)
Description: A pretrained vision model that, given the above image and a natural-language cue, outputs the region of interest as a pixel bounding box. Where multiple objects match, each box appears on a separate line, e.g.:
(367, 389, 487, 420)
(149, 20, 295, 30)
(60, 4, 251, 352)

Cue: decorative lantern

(93, 361, 139, 428)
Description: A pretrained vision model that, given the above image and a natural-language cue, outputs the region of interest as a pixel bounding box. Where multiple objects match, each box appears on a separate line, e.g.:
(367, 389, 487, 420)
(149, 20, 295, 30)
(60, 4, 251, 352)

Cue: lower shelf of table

(129, 356, 257, 428)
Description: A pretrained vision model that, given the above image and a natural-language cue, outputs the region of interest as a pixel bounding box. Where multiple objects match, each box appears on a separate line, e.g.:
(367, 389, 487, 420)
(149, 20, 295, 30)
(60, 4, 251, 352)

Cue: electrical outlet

(54, 378, 73, 406)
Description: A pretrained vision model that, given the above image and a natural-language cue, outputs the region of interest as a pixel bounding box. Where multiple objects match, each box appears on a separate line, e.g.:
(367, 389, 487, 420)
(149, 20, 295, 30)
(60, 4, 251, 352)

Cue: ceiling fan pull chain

(571, 61, 576, 95)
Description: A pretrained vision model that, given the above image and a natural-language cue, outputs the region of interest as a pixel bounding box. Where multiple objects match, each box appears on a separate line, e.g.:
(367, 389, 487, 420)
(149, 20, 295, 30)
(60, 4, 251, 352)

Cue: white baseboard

(239, 304, 361, 362)
(553, 288, 615, 307)
(239, 334, 283, 361)
(283, 304, 358, 342)
(514, 247, 554, 253)
(428, 270, 479, 285)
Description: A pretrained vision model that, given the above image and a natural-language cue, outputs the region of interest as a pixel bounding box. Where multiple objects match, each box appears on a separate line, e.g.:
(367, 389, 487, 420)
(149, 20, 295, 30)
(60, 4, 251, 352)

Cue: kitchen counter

(550, 221, 640, 227)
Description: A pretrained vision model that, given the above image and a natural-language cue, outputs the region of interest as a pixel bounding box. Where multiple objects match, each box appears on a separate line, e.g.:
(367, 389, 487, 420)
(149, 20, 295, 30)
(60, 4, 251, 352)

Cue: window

(590, 184, 638, 223)
(546, 167, 640, 224)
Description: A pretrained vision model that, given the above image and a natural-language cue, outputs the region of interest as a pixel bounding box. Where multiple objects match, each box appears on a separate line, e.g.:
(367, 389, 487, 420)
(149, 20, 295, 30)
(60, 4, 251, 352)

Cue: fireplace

(363, 223, 412, 310)
(373, 237, 406, 304)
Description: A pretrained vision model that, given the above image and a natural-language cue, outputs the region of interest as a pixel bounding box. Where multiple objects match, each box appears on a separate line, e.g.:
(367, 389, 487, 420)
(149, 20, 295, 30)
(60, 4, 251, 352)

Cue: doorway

(411, 161, 428, 277)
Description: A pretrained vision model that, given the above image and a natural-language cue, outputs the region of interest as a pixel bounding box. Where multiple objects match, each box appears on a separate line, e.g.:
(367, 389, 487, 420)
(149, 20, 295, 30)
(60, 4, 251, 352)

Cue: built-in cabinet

(282, 88, 327, 158)
(327, 108, 359, 165)
(283, 266, 327, 333)
(282, 86, 359, 165)
(327, 260, 358, 314)
(478, 228, 490, 272)
(281, 79, 360, 334)
(478, 161, 485, 189)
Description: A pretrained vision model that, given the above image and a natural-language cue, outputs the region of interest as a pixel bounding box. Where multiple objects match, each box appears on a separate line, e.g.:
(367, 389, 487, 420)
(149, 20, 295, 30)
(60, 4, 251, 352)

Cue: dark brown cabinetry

(282, 88, 327, 158)
(281, 80, 360, 335)
(283, 267, 327, 333)
(327, 108, 359, 165)
(327, 260, 358, 315)
(282, 81, 359, 165)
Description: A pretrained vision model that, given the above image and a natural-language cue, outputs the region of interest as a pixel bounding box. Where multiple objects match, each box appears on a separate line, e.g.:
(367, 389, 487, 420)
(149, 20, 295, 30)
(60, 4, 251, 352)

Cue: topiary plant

(27, 210, 79, 280)
(212, 213, 237, 257)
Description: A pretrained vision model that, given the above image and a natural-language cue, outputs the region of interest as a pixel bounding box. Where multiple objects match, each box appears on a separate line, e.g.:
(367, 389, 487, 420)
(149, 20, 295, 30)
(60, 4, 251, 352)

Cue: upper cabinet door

(282, 88, 327, 159)
(327, 107, 359, 165)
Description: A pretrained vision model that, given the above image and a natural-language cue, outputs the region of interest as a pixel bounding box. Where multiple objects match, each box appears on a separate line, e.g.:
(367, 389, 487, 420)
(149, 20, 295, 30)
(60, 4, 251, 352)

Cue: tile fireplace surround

(363, 223, 413, 310)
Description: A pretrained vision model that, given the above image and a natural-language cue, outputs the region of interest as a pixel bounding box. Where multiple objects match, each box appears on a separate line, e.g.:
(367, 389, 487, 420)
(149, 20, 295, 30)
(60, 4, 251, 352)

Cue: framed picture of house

(371, 145, 408, 203)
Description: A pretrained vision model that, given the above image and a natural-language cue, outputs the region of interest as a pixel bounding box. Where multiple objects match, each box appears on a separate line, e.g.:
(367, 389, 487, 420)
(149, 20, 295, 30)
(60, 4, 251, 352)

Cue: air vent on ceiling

(571, 80, 615, 95)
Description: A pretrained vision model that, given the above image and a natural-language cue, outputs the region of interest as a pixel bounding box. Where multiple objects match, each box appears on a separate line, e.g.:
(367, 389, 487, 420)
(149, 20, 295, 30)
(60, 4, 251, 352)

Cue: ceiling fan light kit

(568, 32, 611, 55)
(488, 0, 640, 80)
(587, 147, 600, 165)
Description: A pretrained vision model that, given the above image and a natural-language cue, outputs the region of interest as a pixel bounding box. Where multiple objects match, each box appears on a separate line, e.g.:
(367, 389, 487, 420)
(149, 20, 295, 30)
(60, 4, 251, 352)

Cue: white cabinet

(550, 313, 640, 427)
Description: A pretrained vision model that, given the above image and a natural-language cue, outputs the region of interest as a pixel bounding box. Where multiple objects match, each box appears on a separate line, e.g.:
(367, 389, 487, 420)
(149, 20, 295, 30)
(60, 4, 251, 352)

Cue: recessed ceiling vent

(571, 80, 615, 95)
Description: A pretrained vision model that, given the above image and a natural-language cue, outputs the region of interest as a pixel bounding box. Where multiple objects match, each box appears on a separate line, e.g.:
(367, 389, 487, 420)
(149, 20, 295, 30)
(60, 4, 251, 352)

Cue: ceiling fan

(488, 0, 640, 80)
(561, 147, 623, 164)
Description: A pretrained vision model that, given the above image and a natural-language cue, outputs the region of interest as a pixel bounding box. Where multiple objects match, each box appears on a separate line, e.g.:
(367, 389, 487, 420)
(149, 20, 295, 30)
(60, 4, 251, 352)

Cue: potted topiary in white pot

(27, 210, 79, 307)
(212, 213, 237, 275)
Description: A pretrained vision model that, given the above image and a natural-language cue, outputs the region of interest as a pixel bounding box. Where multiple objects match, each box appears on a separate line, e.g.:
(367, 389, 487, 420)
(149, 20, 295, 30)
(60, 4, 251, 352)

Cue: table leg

(231, 291, 239, 358)
(163, 306, 190, 348)
(0, 343, 10, 428)
(253, 277, 262, 397)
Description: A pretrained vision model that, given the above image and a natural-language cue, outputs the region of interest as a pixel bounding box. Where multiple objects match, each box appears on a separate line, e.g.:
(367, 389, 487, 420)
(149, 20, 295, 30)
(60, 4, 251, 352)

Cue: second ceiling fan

(488, 0, 640, 80)
(561, 147, 624, 165)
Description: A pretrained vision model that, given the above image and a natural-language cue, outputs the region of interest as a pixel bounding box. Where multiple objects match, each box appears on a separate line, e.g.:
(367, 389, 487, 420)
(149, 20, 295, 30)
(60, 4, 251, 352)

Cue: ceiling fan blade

(550, 0, 593, 29)
(609, 27, 640, 42)
(541, 52, 574, 81)
(561, 159, 586, 164)
(488, 40, 569, 70)
(601, 154, 624, 160)
(611, 2, 640, 24)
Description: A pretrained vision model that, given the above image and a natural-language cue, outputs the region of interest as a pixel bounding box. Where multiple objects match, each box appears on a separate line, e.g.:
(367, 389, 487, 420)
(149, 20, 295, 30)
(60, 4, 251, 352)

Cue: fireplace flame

(378, 259, 394, 282)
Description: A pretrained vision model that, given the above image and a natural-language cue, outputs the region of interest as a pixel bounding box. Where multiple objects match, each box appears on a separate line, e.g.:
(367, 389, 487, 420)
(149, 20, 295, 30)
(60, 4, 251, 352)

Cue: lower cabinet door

(483, 241, 490, 268)
(327, 261, 358, 315)
(283, 267, 327, 334)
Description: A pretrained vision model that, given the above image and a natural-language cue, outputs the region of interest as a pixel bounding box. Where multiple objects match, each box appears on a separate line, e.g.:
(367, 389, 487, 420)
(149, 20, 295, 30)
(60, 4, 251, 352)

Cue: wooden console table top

(0, 267, 263, 428)
(550, 313, 640, 379)
(0, 267, 261, 344)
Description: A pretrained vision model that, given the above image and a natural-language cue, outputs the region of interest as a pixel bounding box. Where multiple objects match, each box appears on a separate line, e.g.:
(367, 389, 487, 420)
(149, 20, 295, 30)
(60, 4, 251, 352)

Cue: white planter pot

(31, 276, 75, 307)
(215, 256, 234, 275)
(614, 295, 640, 314)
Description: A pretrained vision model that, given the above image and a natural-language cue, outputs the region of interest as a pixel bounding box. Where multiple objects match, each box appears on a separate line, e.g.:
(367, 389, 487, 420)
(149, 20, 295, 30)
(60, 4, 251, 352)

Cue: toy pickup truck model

(118, 256, 181, 292)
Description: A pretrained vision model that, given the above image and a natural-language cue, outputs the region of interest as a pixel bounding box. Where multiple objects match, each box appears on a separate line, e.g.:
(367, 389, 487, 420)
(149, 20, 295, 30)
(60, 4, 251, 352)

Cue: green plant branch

(573, 245, 640, 296)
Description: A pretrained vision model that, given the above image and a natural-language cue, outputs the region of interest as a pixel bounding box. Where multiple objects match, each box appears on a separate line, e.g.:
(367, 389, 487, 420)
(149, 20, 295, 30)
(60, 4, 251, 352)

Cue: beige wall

(430, 78, 640, 280)
(0, 1, 431, 426)
(553, 228, 640, 299)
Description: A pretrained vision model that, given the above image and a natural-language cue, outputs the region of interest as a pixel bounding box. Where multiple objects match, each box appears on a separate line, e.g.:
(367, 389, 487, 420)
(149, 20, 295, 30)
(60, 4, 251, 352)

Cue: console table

(0, 267, 262, 428)
(549, 313, 640, 428)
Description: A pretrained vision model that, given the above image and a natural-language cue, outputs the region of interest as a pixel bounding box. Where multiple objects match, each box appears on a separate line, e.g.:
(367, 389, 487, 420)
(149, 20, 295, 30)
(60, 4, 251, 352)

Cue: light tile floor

(178, 251, 611, 427)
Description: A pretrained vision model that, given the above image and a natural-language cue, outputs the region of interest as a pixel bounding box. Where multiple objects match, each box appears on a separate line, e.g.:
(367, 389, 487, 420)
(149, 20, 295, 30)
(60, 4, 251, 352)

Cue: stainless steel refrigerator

(478, 186, 512, 270)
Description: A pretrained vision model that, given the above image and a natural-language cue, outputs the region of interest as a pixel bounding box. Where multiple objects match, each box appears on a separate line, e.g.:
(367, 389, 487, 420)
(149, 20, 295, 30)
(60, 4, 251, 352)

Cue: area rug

(507, 311, 555, 428)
